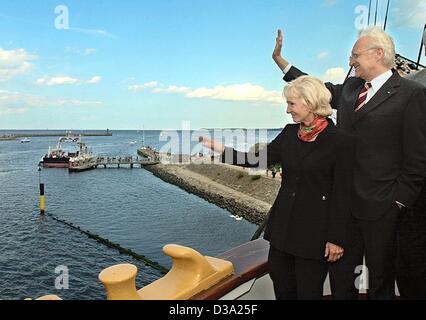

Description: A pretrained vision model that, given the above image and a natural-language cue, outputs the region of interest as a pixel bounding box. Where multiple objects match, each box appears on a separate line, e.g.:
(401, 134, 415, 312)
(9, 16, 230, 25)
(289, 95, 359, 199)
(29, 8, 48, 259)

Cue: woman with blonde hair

(200, 75, 355, 299)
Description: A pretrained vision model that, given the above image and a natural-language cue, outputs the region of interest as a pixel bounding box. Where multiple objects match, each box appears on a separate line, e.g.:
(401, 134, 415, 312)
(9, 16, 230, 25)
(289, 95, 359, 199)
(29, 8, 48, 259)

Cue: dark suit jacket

(284, 67, 426, 220)
(222, 120, 355, 260)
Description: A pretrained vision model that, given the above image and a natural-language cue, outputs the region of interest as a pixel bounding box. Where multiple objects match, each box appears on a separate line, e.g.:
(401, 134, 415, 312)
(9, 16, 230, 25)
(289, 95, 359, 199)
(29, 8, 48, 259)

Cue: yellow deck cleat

(99, 244, 234, 300)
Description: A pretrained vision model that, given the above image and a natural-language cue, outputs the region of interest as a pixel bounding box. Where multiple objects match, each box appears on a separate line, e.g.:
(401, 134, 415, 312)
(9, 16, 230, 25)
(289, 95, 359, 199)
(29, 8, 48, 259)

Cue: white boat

(59, 131, 81, 143)
(68, 142, 97, 172)
(19, 138, 31, 143)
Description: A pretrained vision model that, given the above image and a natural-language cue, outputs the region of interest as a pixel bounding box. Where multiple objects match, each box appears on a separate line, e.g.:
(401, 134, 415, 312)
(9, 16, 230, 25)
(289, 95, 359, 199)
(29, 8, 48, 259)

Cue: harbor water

(0, 129, 280, 300)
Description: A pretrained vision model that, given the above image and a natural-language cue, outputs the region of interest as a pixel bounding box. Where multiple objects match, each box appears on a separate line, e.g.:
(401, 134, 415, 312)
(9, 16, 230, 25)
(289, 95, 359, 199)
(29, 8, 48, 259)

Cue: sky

(0, 0, 425, 130)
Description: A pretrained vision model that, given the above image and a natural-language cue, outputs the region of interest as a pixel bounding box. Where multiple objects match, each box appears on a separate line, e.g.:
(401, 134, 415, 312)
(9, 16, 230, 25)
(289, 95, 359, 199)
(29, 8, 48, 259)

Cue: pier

(0, 131, 112, 141)
(94, 156, 159, 169)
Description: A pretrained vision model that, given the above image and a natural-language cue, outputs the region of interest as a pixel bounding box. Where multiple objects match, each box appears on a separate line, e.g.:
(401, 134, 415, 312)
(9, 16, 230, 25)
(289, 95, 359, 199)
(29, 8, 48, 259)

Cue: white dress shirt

(366, 69, 393, 103)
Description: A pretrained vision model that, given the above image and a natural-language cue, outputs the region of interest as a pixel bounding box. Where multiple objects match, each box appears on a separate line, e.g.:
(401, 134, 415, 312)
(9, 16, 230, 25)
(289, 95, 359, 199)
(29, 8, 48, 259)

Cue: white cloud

(65, 47, 97, 56)
(128, 81, 160, 91)
(86, 76, 102, 84)
(130, 81, 283, 105)
(0, 89, 103, 114)
(36, 76, 79, 86)
(392, 0, 426, 28)
(152, 85, 191, 94)
(322, 67, 346, 83)
(69, 27, 117, 39)
(84, 48, 97, 55)
(0, 48, 37, 82)
(186, 83, 282, 104)
(35, 78, 46, 85)
(36, 75, 102, 86)
(55, 99, 103, 106)
(0, 107, 28, 116)
(318, 52, 330, 60)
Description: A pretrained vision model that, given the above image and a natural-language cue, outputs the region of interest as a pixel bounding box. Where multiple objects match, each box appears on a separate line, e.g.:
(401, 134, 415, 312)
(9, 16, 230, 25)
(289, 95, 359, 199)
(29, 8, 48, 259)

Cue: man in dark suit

(397, 185, 426, 299)
(396, 68, 426, 300)
(272, 27, 426, 299)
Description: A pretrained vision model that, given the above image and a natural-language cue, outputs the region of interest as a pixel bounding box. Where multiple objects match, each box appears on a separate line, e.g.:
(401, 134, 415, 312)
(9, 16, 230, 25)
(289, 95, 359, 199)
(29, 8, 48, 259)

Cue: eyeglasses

(349, 48, 377, 61)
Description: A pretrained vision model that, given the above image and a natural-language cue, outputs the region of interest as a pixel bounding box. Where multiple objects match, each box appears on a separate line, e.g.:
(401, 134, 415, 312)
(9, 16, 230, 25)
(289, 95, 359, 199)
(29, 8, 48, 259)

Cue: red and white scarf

(297, 117, 329, 142)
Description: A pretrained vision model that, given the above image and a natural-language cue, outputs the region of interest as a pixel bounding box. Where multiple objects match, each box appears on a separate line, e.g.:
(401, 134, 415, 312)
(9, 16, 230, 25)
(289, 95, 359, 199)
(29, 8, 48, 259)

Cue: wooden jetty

(94, 156, 159, 169)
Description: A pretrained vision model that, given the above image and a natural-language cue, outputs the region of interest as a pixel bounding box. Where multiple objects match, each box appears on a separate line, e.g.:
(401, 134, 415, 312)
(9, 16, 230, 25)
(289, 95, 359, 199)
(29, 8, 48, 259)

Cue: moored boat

(59, 131, 81, 143)
(68, 142, 97, 172)
(39, 142, 79, 168)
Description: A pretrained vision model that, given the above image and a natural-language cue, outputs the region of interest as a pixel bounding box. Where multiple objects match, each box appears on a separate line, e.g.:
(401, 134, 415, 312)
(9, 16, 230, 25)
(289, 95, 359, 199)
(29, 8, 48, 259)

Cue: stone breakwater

(143, 163, 280, 225)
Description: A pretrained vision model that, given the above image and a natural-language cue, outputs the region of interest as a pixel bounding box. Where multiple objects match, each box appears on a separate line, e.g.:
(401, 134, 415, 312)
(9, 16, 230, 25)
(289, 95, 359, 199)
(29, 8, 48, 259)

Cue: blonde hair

(359, 26, 395, 68)
(283, 76, 333, 117)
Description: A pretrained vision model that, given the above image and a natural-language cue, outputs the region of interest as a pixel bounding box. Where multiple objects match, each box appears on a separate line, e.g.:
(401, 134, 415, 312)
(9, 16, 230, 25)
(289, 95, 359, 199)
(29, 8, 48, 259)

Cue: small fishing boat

(68, 142, 98, 172)
(39, 141, 80, 168)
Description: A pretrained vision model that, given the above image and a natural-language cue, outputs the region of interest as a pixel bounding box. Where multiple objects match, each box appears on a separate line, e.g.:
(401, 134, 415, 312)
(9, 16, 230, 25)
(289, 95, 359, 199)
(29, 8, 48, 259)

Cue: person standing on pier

(272, 27, 426, 299)
(200, 76, 355, 300)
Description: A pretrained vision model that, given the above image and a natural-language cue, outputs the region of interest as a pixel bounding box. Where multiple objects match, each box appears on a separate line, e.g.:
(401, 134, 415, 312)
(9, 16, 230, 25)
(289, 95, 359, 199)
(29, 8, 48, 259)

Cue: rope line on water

(46, 213, 169, 274)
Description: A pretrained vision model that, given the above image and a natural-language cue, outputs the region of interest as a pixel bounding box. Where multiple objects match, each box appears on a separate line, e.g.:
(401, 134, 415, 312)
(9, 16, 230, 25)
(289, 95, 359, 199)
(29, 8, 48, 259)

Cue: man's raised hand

(272, 29, 283, 60)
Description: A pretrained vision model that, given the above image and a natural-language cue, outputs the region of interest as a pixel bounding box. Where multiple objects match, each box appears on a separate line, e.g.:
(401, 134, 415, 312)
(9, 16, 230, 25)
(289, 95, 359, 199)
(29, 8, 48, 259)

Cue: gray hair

(359, 26, 395, 68)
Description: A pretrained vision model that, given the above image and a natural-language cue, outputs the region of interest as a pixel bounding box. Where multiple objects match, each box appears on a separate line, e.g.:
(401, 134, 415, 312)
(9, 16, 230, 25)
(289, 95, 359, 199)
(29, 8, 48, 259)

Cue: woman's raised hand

(199, 136, 225, 153)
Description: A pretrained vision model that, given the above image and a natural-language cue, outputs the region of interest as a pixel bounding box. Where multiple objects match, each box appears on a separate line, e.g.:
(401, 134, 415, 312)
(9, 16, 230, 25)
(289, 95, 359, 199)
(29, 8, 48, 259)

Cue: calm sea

(0, 129, 280, 300)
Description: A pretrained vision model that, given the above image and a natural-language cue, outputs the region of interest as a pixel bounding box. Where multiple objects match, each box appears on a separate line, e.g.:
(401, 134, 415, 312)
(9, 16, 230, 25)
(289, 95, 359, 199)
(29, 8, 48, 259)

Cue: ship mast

(142, 125, 145, 147)
(374, 0, 378, 26)
(416, 24, 426, 70)
(367, 0, 372, 25)
(383, 0, 390, 31)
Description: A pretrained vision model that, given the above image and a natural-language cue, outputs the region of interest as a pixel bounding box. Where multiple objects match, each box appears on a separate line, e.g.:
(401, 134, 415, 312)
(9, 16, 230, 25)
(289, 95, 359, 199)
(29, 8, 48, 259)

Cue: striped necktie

(354, 82, 372, 112)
